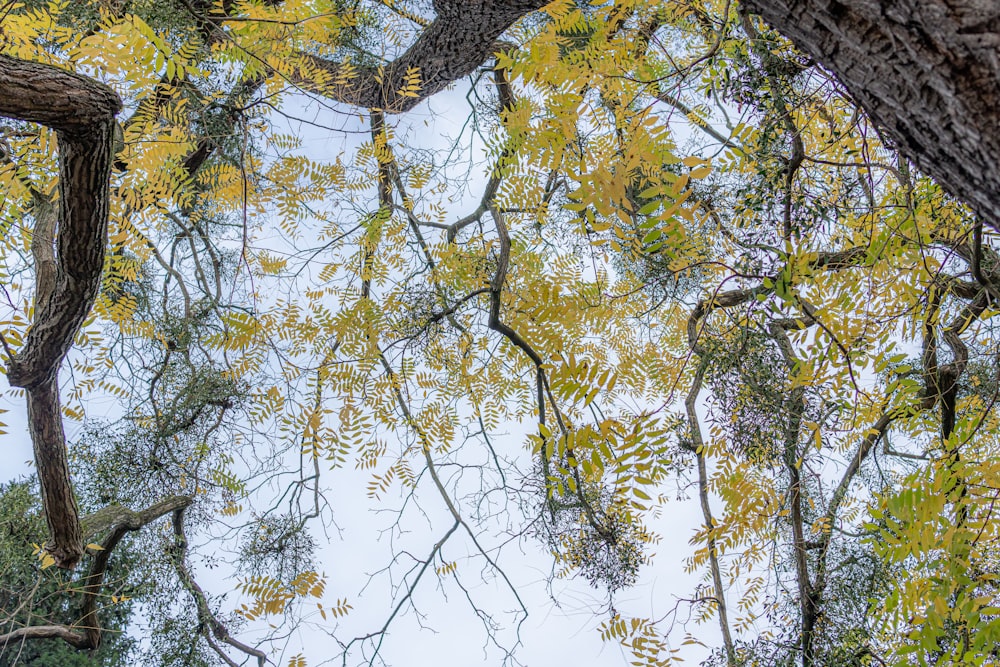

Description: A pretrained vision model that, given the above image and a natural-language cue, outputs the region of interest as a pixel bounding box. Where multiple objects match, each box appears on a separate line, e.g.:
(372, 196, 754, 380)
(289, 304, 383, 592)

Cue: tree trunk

(741, 0, 1000, 226)
(0, 54, 121, 569)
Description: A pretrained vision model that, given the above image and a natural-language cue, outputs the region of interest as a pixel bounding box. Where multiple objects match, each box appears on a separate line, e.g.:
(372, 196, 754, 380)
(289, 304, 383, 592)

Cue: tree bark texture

(77, 495, 193, 649)
(0, 54, 121, 569)
(740, 0, 1000, 226)
(304, 0, 549, 113)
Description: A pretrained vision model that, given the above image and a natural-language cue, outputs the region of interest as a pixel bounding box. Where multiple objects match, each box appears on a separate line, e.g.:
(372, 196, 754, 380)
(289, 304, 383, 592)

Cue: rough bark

(303, 0, 549, 113)
(0, 54, 121, 569)
(77, 495, 193, 649)
(740, 0, 1000, 226)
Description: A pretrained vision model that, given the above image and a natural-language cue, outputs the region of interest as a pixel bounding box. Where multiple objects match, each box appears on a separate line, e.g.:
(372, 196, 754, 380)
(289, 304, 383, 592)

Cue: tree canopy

(1, 1, 1000, 666)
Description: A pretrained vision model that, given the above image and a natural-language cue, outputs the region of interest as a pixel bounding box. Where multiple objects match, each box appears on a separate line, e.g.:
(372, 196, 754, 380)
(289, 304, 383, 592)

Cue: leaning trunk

(741, 0, 1000, 227)
(0, 54, 121, 569)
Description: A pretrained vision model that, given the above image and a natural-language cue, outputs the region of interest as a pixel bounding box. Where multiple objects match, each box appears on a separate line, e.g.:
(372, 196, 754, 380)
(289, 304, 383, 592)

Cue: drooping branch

(768, 321, 818, 667)
(170, 508, 267, 667)
(370, 349, 528, 660)
(681, 356, 736, 666)
(301, 0, 549, 113)
(741, 0, 1000, 228)
(0, 54, 121, 569)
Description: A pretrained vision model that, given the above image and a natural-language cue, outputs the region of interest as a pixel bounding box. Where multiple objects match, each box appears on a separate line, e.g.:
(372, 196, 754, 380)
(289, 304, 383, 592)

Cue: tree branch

(0, 55, 121, 569)
(170, 508, 267, 667)
(741, 0, 1000, 228)
(300, 0, 548, 113)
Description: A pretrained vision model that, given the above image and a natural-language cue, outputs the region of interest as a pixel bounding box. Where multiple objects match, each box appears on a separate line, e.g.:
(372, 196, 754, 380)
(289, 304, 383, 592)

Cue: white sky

(234, 84, 721, 666)
(0, 41, 732, 667)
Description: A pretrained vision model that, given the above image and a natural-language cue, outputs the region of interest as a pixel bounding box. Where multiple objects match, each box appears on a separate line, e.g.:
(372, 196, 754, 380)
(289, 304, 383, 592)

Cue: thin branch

(681, 355, 735, 666)
(170, 508, 268, 667)
(654, 89, 742, 152)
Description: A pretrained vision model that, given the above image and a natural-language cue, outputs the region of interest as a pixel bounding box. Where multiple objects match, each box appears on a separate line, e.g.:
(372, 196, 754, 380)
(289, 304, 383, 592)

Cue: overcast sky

(0, 71, 727, 667)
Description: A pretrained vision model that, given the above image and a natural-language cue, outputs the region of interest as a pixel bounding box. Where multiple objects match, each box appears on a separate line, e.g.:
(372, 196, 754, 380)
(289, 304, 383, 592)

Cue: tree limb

(300, 0, 548, 113)
(741, 0, 1000, 228)
(170, 508, 268, 667)
(0, 55, 121, 569)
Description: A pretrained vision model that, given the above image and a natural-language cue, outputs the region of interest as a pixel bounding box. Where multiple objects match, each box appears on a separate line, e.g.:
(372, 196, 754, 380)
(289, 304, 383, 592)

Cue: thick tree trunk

(741, 0, 1000, 226)
(0, 54, 121, 569)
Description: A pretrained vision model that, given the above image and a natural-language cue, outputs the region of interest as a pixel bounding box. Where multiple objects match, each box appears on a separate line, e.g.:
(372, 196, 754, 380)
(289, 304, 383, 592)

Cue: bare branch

(170, 508, 268, 667)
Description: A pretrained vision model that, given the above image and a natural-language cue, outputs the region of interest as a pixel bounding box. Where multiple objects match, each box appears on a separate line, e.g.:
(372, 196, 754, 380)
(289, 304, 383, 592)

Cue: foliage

(0, 482, 135, 666)
(1, 1, 1000, 666)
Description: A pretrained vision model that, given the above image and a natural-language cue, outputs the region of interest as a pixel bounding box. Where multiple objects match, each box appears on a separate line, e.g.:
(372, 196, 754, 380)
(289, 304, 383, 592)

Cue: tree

(741, 0, 1000, 228)
(1, 1, 1000, 666)
(0, 481, 135, 667)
